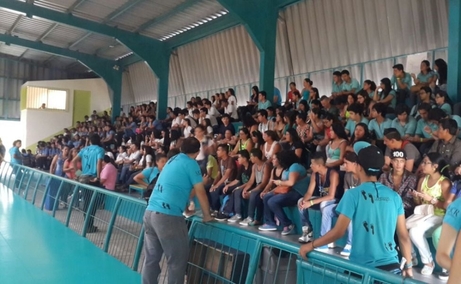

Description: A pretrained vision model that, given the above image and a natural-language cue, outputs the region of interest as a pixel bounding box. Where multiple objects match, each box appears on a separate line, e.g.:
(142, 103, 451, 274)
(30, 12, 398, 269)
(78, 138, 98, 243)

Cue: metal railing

(0, 161, 425, 283)
(0, 161, 148, 272)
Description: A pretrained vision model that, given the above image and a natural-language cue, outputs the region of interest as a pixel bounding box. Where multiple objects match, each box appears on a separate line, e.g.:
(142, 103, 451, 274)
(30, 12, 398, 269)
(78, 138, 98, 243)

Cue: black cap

(357, 145, 384, 174)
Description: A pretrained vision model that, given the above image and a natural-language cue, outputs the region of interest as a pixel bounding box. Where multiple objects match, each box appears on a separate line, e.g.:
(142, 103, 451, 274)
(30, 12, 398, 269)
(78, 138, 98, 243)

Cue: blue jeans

(263, 190, 302, 227)
(299, 197, 353, 245)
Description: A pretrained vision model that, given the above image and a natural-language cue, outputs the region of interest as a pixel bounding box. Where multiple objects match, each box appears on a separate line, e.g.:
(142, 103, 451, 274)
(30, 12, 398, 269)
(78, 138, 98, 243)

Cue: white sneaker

(328, 242, 335, 249)
(239, 217, 253, 226)
(227, 214, 242, 223)
(421, 264, 434, 276)
(298, 226, 313, 243)
(340, 244, 351, 257)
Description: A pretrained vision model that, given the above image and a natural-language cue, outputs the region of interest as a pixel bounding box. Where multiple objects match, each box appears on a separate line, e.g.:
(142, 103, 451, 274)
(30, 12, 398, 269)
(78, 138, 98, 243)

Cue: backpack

(144, 169, 160, 201)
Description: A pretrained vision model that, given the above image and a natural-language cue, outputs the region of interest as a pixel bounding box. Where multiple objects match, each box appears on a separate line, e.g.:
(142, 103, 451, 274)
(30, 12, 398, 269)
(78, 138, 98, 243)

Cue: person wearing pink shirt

(100, 155, 118, 191)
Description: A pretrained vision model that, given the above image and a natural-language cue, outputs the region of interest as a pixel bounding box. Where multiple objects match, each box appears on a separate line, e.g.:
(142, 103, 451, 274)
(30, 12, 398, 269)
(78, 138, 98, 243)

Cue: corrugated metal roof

(109, 0, 185, 32)
(14, 16, 54, 40)
(22, 49, 52, 61)
(142, 0, 224, 38)
(71, 33, 114, 55)
(0, 44, 29, 58)
(45, 24, 89, 47)
(0, 9, 22, 32)
(72, 0, 132, 22)
(35, 0, 75, 12)
(99, 44, 131, 60)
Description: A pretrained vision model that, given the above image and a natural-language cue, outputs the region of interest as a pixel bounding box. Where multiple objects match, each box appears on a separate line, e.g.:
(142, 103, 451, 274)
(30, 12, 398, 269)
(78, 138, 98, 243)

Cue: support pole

(447, 0, 461, 102)
(217, 0, 278, 102)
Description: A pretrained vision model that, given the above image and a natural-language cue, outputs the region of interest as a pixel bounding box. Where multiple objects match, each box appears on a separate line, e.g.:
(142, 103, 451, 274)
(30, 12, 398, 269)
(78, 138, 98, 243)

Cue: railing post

(245, 240, 263, 284)
(6, 164, 15, 189)
(40, 177, 51, 211)
(65, 185, 80, 227)
(31, 174, 43, 205)
(52, 180, 65, 217)
(17, 166, 27, 193)
(23, 170, 34, 199)
(103, 197, 123, 252)
(82, 188, 99, 237)
(132, 225, 145, 271)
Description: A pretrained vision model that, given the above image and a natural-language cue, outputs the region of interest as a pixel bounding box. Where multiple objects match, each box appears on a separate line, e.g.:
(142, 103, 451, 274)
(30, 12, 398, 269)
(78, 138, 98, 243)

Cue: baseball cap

(391, 149, 407, 160)
(353, 141, 371, 154)
(357, 145, 384, 174)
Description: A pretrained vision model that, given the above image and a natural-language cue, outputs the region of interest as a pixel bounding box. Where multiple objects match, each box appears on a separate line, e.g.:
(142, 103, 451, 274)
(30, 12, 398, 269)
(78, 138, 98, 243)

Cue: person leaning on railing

(299, 143, 414, 279)
(141, 137, 212, 284)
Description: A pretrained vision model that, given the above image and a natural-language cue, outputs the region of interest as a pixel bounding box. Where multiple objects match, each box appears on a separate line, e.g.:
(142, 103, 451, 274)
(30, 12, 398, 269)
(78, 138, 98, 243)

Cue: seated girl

(259, 151, 310, 235)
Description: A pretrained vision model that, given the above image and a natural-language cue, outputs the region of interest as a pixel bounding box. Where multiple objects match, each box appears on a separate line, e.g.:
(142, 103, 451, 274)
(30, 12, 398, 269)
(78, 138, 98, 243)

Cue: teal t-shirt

(345, 117, 369, 136)
(342, 79, 360, 93)
(444, 198, 461, 232)
(258, 100, 271, 110)
(274, 87, 282, 105)
(302, 90, 310, 101)
(336, 182, 404, 267)
(391, 116, 417, 137)
(380, 90, 397, 108)
(451, 115, 461, 139)
(332, 82, 342, 94)
(415, 119, 438, 138)
(9, 147, 22, 165)
(282, 163, 308, 196)
(141, 167, 160, 184)
(391, 73, 412, 91)
(78, 145, 105, 176)
(368, 118, 392, 139)
(417, 71, 436, 83)
(147, 153, 202, 217)
(439, 103, 452, 115)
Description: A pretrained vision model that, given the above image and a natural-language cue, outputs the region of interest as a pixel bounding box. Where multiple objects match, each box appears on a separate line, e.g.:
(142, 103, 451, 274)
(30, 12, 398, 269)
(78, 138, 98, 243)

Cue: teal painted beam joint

(217, 0, 278, 103)
(0, 0, 170, 118)
(447, 0, 461, 102)
(0, 33, 123, 120)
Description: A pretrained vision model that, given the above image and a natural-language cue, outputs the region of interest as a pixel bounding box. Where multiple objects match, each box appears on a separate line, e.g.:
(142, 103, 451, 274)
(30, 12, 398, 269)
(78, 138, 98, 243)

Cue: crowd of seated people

(9, 57, 461, 280)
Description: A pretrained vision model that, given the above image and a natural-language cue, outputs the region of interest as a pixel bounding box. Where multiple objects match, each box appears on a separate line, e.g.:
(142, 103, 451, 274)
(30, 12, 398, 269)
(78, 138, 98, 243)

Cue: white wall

(23, 78, 112, 112)
(21, 78, 112, 147)
(21, 109, 72, 148)
(0, 120, 22, 161)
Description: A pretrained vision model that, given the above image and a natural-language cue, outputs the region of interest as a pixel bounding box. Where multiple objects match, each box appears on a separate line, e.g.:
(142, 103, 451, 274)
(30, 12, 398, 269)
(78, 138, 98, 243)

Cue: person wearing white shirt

(223, 99, 238, 121)
(119, 144, 141, 184)
(200, 107, 218, 127)
(205, 100, 220, 119)
(115, 146, 128, 166)
(257, 109, 275, 133)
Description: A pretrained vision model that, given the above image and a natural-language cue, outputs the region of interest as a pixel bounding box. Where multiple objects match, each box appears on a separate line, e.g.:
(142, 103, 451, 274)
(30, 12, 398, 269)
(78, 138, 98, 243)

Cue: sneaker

(281, 224, 295, 236)
(228, 214, 242, 223)
(239, 217, 253, 226)
(249, 220, 262, 226)
(438, 269, 449, 281)
(215, 212, 229, 222)
(210, 210, 218, 217)
(421, 264, 434, 276)
(315, 245, 330, 252)
(258, 224, 277, 231)
(328, 242, 335, 249)
(340, 244, 351, 257)
(298, 226, 313, 243)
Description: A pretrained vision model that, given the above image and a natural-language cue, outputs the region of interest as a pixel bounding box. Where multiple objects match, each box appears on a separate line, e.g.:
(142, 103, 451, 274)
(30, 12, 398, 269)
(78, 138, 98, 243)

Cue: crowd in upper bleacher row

(4, 57, 461, 282)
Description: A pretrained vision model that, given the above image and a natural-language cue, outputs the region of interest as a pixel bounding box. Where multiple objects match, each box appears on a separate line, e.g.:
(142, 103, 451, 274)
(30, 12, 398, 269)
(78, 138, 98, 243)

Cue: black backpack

(144, 170, 160, 202)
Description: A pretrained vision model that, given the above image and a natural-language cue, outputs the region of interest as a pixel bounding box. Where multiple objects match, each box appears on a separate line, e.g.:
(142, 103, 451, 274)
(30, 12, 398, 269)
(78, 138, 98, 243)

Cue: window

(26, 86, 68, 110)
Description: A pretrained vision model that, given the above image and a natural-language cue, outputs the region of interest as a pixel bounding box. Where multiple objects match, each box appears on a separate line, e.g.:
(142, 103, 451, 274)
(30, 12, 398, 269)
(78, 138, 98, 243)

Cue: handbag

(405, 204, 435, 230)
(273, 185, 290, 195)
